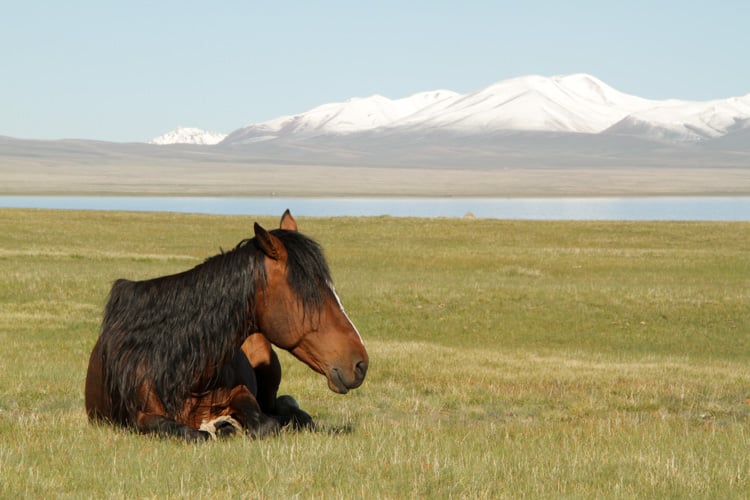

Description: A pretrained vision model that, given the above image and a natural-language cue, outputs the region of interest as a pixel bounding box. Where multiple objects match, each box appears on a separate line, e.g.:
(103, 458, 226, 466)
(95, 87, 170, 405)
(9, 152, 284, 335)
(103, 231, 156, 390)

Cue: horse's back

(102, 278, 136, 320)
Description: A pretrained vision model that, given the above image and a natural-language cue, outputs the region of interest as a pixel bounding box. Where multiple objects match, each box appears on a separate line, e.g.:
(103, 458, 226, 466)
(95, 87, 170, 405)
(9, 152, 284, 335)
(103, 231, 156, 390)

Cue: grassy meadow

(1, 207, 749, 498)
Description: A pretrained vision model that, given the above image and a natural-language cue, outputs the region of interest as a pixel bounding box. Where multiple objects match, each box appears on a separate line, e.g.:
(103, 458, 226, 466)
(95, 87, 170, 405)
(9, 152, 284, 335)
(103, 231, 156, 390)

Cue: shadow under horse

(84, 210, 368, 440)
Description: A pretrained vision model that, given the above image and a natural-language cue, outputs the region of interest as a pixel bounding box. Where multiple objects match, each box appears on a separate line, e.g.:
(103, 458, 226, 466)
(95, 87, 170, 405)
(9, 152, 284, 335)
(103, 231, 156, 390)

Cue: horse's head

(253, 210, 368, 394)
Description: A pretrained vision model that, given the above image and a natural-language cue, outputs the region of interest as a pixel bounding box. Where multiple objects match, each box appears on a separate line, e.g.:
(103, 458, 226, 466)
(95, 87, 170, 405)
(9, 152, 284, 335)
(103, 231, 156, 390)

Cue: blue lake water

(0, 196, 749, 221)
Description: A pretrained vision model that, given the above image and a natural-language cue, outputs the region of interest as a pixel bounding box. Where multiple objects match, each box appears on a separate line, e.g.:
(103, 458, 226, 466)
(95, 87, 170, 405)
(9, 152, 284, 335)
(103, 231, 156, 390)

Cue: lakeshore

(3, 161, 750, 198)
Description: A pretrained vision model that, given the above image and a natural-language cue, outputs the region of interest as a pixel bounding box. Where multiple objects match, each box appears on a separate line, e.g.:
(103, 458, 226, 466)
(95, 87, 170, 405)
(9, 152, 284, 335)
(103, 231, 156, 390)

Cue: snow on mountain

(223, 90, 458, 144)
(387, 74, 659, 134)
(217, 75, 750, 145)
(150, 127, 226, 145)
(606, 93, 750, 140)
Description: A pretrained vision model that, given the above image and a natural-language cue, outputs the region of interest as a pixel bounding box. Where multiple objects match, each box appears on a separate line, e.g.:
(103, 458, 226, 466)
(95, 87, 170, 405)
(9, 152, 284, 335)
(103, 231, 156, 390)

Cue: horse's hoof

(214, 419, 239, 438)
(250, 414, 280, 439)
(191, 429, 214, 442)
(291, 412, 315, 431)
(276, 395, 315, 430)
(199, 415, 242, 440)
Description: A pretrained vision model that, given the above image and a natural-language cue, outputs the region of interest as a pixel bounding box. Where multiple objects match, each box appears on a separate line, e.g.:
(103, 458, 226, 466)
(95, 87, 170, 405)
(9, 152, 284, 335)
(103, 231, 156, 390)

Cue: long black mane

(272, 229, 333, 316)
(99, 228, 333, 423)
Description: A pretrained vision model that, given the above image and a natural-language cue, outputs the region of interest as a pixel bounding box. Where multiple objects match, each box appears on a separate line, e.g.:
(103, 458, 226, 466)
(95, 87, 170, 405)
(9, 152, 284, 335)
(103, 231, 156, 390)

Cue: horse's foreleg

(240, 333, 280, 412)
(185, 385, 279, 439)
(240, 335, 315, 430)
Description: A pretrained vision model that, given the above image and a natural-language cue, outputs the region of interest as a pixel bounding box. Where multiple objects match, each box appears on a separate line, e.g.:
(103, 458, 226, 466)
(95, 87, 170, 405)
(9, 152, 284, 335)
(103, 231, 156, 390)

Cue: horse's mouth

(327, 368, 350, 394)
(327, 363, 367, 394)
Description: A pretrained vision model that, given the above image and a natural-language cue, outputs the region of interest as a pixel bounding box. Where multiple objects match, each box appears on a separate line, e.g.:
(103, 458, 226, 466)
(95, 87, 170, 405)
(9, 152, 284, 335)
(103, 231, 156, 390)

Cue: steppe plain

(1, 133, 749, 197)
(2, 135, 750, 497)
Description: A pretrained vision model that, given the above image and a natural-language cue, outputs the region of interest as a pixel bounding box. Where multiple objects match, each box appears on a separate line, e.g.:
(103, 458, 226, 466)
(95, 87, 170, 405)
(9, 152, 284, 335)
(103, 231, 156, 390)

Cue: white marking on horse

(328, 282, 365, 346)
(199, 415, 241, 440)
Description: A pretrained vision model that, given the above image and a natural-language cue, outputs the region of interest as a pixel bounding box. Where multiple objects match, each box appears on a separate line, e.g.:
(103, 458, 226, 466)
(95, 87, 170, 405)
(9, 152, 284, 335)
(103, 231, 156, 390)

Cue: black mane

(271, 229, 332, 316)
(98, 228, 332, 422)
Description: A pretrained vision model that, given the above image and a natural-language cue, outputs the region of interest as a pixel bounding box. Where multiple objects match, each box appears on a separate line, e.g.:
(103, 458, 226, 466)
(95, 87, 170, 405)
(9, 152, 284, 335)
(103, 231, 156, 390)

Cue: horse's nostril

(355, 360, 368, 379)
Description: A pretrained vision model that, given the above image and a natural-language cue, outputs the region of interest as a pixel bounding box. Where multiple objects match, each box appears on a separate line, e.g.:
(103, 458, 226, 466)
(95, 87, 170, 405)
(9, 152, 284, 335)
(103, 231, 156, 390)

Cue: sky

(3, 1, 749, 143)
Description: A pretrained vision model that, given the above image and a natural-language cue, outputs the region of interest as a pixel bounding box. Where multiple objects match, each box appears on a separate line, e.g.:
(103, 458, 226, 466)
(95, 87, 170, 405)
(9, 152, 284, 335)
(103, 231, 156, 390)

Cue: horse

(84, 210, 368, 441)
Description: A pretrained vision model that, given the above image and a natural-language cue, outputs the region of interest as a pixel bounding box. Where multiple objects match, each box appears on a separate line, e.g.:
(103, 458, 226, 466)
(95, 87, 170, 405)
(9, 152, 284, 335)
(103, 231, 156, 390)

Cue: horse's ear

(280, 209, 298, 231)
(254, 222, 282, 260)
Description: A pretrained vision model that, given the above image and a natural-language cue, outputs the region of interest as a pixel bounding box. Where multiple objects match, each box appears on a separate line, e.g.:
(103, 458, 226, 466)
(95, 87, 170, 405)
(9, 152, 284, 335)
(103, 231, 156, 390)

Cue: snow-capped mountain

(386, 74, 659, 134)
(222, 90, 459, 143)
(157, 75, 750, 146)
(605, 93, 750, 140)
(150, 127, 226, 145)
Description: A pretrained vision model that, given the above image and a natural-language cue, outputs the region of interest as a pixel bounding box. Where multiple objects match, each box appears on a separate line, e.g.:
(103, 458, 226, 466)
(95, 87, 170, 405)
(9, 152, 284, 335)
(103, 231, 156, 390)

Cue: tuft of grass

(1, 208, 749, 497)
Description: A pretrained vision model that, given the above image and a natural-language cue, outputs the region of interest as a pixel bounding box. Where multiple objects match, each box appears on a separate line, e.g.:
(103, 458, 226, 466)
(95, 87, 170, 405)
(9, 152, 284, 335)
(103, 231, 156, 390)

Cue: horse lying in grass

(84, 210, 368, 441)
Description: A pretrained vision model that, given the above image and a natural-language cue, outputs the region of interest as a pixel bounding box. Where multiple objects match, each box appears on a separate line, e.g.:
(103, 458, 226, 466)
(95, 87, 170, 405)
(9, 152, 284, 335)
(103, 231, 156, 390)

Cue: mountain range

(153, 74, 750, 145)
(150, 127, 226, 145)
(2, 73, 749, 197)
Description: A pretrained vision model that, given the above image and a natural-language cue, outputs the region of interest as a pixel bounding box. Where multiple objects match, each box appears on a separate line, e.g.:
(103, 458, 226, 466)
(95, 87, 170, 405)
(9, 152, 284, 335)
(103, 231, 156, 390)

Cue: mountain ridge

(150, 126, 227, 145)
(154, 74, 750, 145)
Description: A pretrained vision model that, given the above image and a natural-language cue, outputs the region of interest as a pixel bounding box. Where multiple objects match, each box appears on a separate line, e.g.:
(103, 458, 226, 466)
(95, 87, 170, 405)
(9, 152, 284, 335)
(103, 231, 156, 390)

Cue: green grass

(1, 208, 749, 498)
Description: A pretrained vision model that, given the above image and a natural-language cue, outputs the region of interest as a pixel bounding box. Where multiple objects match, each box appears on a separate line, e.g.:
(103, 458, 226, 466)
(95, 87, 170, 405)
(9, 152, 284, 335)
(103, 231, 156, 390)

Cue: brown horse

(84, 210, 368, 440)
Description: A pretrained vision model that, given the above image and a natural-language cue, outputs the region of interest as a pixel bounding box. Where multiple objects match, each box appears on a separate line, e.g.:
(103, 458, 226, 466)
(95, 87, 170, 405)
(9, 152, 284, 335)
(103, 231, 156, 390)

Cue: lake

(0, 196, 749, 221)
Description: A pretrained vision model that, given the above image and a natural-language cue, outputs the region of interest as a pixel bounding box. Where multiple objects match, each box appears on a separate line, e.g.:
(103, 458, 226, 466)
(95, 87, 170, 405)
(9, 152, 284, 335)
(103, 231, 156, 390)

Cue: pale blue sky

(3, 1, 749, 142)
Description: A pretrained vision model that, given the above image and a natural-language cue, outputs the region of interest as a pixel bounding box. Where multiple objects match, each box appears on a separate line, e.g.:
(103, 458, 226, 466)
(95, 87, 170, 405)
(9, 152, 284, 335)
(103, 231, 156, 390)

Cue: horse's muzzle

(328, 359, 368, 394)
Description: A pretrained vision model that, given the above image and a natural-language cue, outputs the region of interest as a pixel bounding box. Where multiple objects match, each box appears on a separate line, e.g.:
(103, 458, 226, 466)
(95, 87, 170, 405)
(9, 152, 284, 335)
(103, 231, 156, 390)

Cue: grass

(1, 208, 749, 497)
